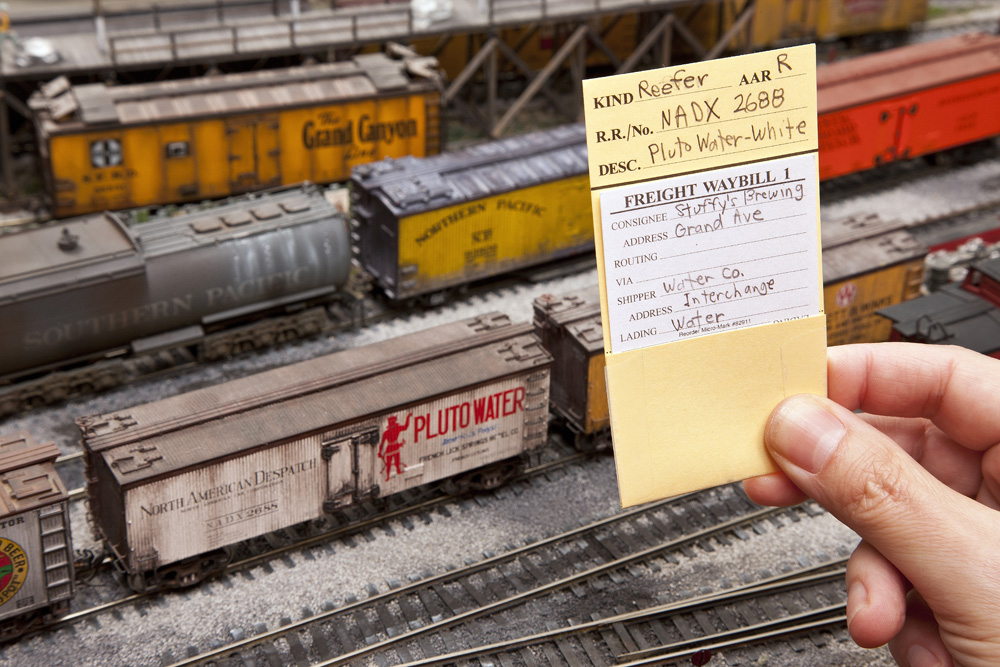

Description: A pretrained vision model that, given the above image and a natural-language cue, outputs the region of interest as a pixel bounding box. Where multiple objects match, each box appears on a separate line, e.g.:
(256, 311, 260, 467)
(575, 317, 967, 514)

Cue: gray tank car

(0, 183, 352, 415)
(0, 432, 73, 643)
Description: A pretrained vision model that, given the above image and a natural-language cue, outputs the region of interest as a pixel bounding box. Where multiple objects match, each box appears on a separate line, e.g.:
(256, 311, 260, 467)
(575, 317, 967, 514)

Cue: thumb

(764, 393, 989, 606)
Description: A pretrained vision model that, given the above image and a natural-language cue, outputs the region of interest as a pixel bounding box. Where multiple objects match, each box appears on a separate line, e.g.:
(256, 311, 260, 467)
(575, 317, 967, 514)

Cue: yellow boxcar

(691, 0, 927, 52)
(351, 124, 593, 302)
(30, 53, 442, 218)
(413, 14, 641, 81)
(532, 288, 609, 451)
(822, 214, 926, 345)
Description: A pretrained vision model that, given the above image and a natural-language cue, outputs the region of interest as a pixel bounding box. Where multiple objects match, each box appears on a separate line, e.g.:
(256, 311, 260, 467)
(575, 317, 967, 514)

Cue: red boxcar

(818, 32, 1000, 180)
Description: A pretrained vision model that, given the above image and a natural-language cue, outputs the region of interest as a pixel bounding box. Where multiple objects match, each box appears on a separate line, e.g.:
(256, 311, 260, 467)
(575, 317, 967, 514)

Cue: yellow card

(582, 46, 827, 506)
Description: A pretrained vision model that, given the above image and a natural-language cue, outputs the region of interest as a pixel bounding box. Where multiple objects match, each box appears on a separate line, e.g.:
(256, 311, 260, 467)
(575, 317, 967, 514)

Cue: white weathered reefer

(79, 313, 551, 590)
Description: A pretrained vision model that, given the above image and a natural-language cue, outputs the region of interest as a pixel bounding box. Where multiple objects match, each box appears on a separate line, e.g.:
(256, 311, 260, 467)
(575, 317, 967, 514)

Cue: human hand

(743, 343, 1000, 667)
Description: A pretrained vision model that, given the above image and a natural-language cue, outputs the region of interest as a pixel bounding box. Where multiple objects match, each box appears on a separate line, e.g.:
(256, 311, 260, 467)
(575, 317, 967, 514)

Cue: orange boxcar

(30, 52, 441, 217)
(817, 32, 1000, 180)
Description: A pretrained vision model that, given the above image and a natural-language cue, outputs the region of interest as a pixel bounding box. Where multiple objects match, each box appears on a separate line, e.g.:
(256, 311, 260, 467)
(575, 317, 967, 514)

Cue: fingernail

(845, 580, 866, 630)
(767, 396, 846, 474)
(908, 644, 944, 667)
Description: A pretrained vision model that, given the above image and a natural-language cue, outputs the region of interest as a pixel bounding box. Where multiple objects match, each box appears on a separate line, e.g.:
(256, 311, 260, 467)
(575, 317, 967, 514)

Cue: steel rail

(365, 557, 850, 666)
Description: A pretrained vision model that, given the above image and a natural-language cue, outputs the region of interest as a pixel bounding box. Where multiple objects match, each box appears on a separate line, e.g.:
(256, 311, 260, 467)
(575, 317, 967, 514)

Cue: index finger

(828, 343, 1000, 451)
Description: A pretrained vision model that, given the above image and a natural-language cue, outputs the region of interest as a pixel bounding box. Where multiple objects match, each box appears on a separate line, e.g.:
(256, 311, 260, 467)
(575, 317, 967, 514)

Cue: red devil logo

(378, 414, 411, 481)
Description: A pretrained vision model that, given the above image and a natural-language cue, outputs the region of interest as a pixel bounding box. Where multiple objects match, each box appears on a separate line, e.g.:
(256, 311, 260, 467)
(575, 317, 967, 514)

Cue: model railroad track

(155, 485, 828, 667)
(380, 558, 850, 667)
(50, 439, 590, 632)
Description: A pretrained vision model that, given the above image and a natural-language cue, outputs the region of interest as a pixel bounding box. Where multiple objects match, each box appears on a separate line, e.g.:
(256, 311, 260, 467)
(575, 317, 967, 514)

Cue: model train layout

(14, 30, 999, 219)
(425, 0, 930, 80)
(2, 6, 1000, 657)
(7, 25, 1000, 415)
(0, 285, 612, 637)
(877, 254, 1000, 357)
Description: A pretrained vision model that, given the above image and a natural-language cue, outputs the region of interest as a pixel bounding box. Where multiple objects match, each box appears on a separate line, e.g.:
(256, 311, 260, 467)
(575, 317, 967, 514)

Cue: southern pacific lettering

(415, 203, 487, 245)
(24, 295, 195, 349)
(413, 387, 526, 443)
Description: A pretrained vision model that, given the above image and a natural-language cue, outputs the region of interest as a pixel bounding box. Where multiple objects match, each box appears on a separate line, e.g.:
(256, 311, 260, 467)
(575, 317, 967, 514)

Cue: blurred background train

(3, 0, 999, 642)
(877, 249, 1000, 357)
(18, 27, 1000, 216)
(417, 0, 931, 80)
(3, 0, 941, 218)
(5, 31, 1000, 417)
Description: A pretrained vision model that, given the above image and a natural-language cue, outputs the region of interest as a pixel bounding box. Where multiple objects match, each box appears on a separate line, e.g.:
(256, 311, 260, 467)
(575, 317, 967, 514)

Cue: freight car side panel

(122, 437, 325, 570)
(48, 93, 437, 217)
(0, 504, 73, 622)
(747, 0, 814, 46)
(8, 275, 147, 376)
(159, 123, 199, 202)
(818, 105, 897, 181)
(395, 175, 592, 299)
(418, 16, 638, 80)
(49, 130, 131, 214)
(816, 0, 927, 39)
(824, 258, 924, 345)
(119, 370, 548, 570)
(903, 70, 1000, 164)
(819, 69, 1000, 180)
(285, 96, 432, 186)
(371, 373, 548, 497)
(585, 354, 609, 434)
(693, 0, 926, 52)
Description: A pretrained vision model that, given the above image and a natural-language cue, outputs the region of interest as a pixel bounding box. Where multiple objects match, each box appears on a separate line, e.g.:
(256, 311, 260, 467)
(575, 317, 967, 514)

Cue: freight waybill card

(582, 46, 828, 506)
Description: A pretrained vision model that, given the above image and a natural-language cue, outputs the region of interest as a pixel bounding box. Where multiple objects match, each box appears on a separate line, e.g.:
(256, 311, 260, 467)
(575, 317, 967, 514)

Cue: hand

(743, 343, 1000, 667)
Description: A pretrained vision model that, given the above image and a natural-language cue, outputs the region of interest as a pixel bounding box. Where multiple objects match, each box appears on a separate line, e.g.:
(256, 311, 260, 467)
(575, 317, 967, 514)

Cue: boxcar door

(255, 115, 281, 188)
(874, 96, 919, 167)
(226, 116, 282, 194)
(160, 124, 198, 201)
(322, 429, 377, 510)
(224, 117, 261, 194)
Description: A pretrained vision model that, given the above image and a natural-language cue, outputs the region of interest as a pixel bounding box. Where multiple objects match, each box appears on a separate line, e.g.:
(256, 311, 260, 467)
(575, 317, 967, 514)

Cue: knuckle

(842, 452, 912, 522)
